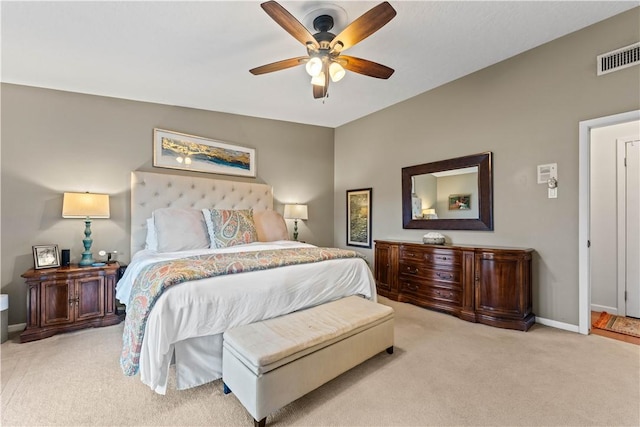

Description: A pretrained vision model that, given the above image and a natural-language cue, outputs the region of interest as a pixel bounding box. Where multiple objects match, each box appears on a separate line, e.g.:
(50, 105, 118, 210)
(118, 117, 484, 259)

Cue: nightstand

(20, 263, 124, 343)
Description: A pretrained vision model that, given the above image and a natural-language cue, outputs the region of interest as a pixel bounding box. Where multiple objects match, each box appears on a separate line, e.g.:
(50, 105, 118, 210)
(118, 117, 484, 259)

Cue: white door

(626, 140, 640, 318)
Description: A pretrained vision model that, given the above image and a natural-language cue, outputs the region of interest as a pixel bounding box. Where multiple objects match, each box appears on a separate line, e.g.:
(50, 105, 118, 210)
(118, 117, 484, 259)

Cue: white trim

(578, 110, 640, 335)
(536, 317, 579, 333)
(590, 304, 618, 315)
(7, 323, 26, 333)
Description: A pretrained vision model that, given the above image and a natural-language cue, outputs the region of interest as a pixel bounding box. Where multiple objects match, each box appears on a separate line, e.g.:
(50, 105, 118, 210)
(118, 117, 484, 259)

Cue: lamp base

(78, 218, 94, 266)
(78, 252, 94, 267)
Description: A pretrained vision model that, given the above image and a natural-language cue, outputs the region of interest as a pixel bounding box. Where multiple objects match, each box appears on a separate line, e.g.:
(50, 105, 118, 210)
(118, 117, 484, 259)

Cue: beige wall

(334, 8, 640, 326)
(1, 85, 334, 325)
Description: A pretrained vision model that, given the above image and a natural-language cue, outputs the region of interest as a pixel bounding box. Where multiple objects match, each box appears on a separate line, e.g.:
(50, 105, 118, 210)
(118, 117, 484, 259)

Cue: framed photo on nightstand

(32, 244, 60, 269)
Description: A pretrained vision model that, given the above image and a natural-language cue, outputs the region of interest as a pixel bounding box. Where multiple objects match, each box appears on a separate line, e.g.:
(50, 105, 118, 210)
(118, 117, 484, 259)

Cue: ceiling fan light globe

(311, 72, 326, 87)
(329, 62, 345, 82)
(305, 57, 323, 76)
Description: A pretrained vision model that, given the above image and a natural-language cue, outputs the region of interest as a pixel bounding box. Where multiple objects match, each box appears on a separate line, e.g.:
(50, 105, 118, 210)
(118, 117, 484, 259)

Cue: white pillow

(153, 208, 210, 252)
(145, 217, 158, 251)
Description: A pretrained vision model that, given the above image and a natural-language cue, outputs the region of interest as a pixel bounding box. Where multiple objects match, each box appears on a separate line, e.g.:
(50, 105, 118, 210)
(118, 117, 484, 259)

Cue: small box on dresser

(374, 240, 535, 331)
(20, 263, 123, 343)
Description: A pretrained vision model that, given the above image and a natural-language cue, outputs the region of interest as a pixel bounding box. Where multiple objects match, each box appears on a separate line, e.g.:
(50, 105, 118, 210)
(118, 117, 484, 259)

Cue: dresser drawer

(399, 245, 425, 262)
(399, 261, 460, 285)
(399, 245, 460, 267)
(399, 278, 461, 304)
(423, 248, 460, 267)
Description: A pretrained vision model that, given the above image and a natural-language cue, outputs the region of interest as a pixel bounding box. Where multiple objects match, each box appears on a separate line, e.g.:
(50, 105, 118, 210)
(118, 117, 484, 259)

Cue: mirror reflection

(411, 167, 479, 220)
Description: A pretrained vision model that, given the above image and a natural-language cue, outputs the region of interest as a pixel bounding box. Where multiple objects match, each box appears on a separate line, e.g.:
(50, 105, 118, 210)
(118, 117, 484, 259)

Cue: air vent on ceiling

(597, 42, 640, 76)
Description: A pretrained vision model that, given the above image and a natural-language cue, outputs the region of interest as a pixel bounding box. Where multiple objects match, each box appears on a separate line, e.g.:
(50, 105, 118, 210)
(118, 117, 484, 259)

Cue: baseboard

(590, 304, 617, 315)
(535, 317, 580, 333)
(8, 323, 26, 333)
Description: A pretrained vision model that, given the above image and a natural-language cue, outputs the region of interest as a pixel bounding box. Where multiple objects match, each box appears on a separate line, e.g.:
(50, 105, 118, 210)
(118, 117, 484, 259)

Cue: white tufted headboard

(131, 171, 273, 256)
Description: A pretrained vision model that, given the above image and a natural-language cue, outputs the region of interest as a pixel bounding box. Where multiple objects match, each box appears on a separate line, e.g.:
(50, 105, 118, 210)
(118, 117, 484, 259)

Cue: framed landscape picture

(153, 128, 256, 177)
(346, 188, 372, 248)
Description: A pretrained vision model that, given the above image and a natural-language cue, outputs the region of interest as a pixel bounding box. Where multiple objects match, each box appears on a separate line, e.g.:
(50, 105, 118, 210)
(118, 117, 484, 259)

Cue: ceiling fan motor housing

(312, 15, 336, 46)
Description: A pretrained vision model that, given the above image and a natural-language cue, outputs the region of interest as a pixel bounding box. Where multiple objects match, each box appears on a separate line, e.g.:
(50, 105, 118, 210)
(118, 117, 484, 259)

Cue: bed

(116, 171, 376, 394)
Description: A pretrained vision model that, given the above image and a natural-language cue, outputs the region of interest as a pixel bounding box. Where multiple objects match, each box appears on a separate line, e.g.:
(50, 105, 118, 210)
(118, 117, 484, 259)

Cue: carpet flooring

(2, 297, 640, 426)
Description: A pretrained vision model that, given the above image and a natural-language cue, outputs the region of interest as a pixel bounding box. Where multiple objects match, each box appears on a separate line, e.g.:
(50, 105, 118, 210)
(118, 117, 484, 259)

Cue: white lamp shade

(305, 57, 322, 77)
(283, 204, 308, 220)
(62, 192, 110, 218)
(310, 72, 326, 87)
(329, 62, 345, 82)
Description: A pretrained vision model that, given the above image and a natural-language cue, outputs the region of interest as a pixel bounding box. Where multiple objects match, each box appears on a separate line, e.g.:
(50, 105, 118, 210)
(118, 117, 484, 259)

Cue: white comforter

(116, 241, 376, 394)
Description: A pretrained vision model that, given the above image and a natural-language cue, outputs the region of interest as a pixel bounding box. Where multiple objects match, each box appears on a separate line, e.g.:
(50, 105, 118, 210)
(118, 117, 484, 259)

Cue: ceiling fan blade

(250, 57, 307, 75)
(261, 1, 320, 49)
(340, 55, 394, 79)
(330, 2, 396, 52)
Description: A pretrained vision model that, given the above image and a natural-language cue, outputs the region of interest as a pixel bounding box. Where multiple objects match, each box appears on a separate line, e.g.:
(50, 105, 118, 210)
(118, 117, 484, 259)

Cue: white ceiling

(1, 1, 637, 128)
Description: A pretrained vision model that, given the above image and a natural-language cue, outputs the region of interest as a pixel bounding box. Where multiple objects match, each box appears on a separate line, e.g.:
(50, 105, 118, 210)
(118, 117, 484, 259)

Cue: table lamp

(422, 208, 438, 220)
(62, 192, 110, 266)
(283, 204, 308, 241)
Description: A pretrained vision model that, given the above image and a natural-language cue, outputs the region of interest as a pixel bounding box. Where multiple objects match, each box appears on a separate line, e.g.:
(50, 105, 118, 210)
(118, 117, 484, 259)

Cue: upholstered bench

(222, 295, 395, 427)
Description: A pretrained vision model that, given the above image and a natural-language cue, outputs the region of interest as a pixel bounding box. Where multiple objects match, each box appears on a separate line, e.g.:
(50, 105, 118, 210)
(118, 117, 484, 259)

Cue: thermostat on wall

(537, 163, 557, 184)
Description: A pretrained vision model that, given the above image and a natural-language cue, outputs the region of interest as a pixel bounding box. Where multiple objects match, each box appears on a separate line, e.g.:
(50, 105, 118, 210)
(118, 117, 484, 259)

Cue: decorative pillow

(204, 208, 258, 248)
(153, 208, 210, 252)
(145, 217, 158, 251)
(253, 210, 289, 242)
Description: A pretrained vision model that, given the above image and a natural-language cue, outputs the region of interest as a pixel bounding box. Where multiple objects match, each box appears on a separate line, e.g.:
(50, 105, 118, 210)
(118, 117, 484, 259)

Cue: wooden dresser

(20, 263, 123, 343)
(374, 240, 534, 331)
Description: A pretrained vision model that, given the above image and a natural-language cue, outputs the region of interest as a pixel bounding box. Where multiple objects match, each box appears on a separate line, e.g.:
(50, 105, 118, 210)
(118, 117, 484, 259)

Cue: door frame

(578, 110, 640, 335)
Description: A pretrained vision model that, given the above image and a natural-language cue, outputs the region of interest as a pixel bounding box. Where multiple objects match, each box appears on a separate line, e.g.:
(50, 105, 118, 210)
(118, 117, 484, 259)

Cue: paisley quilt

(120, 247, 360, 375)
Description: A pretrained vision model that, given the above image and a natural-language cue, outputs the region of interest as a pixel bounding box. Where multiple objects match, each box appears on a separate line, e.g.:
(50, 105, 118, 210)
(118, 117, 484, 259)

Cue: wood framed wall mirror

(402, 152, 493, 231)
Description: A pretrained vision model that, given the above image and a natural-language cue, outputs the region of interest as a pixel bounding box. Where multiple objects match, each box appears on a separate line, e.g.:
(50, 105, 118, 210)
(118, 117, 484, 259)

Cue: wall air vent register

(597, 42, 640, 76)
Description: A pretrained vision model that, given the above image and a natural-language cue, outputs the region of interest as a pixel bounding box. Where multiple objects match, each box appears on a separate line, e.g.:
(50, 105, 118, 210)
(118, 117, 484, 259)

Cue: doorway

(620, 138, 640, 318)
(578, 110, 640, 335)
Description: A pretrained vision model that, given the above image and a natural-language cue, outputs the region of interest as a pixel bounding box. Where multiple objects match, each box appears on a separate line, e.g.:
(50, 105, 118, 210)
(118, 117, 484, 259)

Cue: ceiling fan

(250, 1, 397, 99)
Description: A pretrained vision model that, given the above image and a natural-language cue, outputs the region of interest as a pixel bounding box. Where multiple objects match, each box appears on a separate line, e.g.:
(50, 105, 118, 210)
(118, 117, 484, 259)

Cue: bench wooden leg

(223, 382, 232, 395)
(386, 346, 394, 354)
(254, 417, 266, 427)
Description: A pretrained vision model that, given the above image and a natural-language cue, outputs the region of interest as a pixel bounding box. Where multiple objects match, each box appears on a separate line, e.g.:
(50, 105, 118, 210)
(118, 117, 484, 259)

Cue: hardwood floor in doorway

(591, 311, 640, 345)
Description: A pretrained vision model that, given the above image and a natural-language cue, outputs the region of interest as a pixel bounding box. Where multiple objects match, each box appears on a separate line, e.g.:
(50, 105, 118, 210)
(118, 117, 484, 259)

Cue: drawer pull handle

(405, 282, 419, 291)
(405, 267, 419, 275)
(435, 290, 454, 298)
(436, 272, 452, 280)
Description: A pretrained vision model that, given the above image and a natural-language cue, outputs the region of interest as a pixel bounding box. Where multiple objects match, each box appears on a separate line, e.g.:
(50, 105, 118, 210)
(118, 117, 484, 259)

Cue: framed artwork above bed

(153, 128, 256, 177)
